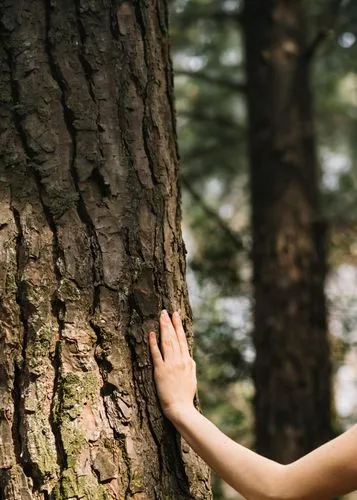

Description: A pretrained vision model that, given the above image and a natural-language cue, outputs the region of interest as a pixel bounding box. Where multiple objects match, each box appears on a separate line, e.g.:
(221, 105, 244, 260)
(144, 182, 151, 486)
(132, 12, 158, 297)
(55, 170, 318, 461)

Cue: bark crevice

(10, 204, 27, 476)
(6, 42, 65, 488)
(44, 0, 104, 289)
(49, 300, 66, 483)
(73, 0, 107, 195)
(134, 3, 162, 189)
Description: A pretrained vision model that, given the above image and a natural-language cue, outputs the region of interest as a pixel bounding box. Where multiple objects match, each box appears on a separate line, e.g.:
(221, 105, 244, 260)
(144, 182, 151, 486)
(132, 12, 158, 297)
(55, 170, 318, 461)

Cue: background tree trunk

(0, 0, 211, 498)
(242, 0, 333, 463)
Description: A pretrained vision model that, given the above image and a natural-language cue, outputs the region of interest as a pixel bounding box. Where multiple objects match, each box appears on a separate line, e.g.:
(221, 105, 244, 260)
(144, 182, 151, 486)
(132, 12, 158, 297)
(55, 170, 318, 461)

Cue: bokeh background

(169, 0, 357, 497)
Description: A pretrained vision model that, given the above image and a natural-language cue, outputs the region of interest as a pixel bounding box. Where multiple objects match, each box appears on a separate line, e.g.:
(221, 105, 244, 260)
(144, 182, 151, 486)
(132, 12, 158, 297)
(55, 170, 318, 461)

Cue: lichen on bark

(0, 0, 212, 498)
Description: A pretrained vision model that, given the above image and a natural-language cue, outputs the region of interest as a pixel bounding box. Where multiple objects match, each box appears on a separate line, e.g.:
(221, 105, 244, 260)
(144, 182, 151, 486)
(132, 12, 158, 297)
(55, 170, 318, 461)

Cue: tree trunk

(0, 1, 211, 498)
(242, 0, 333, 463)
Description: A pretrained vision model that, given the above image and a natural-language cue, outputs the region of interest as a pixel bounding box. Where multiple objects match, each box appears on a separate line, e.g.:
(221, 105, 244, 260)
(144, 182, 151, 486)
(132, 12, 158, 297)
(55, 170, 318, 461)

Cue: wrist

(164, 404, 198, 426)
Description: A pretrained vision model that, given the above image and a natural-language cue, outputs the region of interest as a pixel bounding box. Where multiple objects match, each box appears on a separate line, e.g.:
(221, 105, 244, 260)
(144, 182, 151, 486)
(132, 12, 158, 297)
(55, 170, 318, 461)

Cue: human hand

(149, 310, 197, 423)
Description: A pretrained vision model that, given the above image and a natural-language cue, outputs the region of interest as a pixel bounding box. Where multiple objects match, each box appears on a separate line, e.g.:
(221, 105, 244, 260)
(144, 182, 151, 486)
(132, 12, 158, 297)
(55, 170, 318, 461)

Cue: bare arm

(149, 310, 357, 500)
(281, 425, 357, 499)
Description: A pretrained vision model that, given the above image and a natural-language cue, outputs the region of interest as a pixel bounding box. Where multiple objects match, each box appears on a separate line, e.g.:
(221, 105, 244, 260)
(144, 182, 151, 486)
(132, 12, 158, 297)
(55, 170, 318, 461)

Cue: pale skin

(149, 309, 357, 500)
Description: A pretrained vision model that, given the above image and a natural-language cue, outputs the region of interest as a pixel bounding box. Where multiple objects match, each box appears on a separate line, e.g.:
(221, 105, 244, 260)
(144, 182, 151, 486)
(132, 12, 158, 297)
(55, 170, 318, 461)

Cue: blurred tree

(243, 0, 333, 463)
(170, 0, 357, 488)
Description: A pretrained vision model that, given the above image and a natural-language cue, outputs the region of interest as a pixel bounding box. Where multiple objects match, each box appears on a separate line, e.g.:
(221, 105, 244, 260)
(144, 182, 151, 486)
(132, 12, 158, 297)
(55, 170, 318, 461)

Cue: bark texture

(243, 0, 333, 463)
(0, 0, 211, 498)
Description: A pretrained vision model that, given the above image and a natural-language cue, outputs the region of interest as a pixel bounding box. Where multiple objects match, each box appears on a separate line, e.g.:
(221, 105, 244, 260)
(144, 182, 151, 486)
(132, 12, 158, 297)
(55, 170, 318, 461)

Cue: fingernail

(161, 309, 168, 317)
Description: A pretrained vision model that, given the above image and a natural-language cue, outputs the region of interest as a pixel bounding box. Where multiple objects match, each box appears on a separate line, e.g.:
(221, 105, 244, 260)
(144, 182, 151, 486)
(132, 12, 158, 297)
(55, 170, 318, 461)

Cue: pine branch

(305, 0, 345, 59)
(181, 175, 245, 252)
(181, 142, 245, 166)
(172, 9, 242, 27)
(175, 69, 246, 93)
(178, 109, 243, 132)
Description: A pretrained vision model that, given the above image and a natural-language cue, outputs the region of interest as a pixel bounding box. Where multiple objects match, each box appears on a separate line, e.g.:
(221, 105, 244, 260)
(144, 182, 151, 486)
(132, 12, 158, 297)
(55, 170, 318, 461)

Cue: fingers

(149, 331, 163, 367)
(149, 310, 190, 365)
(160, 309, 181, 361)
(172, 311, 190, 358)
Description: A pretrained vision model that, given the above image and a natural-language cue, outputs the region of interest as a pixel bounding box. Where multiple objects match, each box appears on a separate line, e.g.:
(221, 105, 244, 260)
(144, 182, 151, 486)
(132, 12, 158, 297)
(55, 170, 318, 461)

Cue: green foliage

(171, 0, 357, 495)
(172, 0, 246, 189)
(171, 0, 357, 499)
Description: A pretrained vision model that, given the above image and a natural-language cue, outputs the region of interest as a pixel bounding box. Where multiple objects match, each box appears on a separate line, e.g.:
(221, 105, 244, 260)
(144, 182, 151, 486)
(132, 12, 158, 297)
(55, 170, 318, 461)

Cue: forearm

(171, 406, 357, 500)
(170, 406, 284, 500)
(149, 312, 357, 500)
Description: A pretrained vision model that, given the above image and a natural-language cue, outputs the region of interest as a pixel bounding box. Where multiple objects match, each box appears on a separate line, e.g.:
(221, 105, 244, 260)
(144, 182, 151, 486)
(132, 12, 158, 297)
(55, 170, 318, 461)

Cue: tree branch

(175, 69, 246, 93)
(305, 0, 345, 59)
(178, 109, 243, 132)
(181, 142, 245, 167)
(172, 9, 242, 27)
(181, 175, 245, 252)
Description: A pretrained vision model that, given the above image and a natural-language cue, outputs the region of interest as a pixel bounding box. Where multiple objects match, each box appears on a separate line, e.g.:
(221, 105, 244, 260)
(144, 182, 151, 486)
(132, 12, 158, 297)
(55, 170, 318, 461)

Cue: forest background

(0, 0, 356, 497)
(170, 0, 357, 498)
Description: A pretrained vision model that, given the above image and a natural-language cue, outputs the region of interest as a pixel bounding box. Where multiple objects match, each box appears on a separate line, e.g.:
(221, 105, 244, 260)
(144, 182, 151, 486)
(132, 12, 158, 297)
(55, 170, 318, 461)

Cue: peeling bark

(243, 0, 333, 463)
(0, 1, 211, 498)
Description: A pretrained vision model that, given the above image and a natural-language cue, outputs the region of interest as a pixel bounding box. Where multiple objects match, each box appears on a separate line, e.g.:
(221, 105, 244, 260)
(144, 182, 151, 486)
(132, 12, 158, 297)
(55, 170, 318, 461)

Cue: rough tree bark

(242, 0, 333, 463)
(0, 0, 211, 498)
